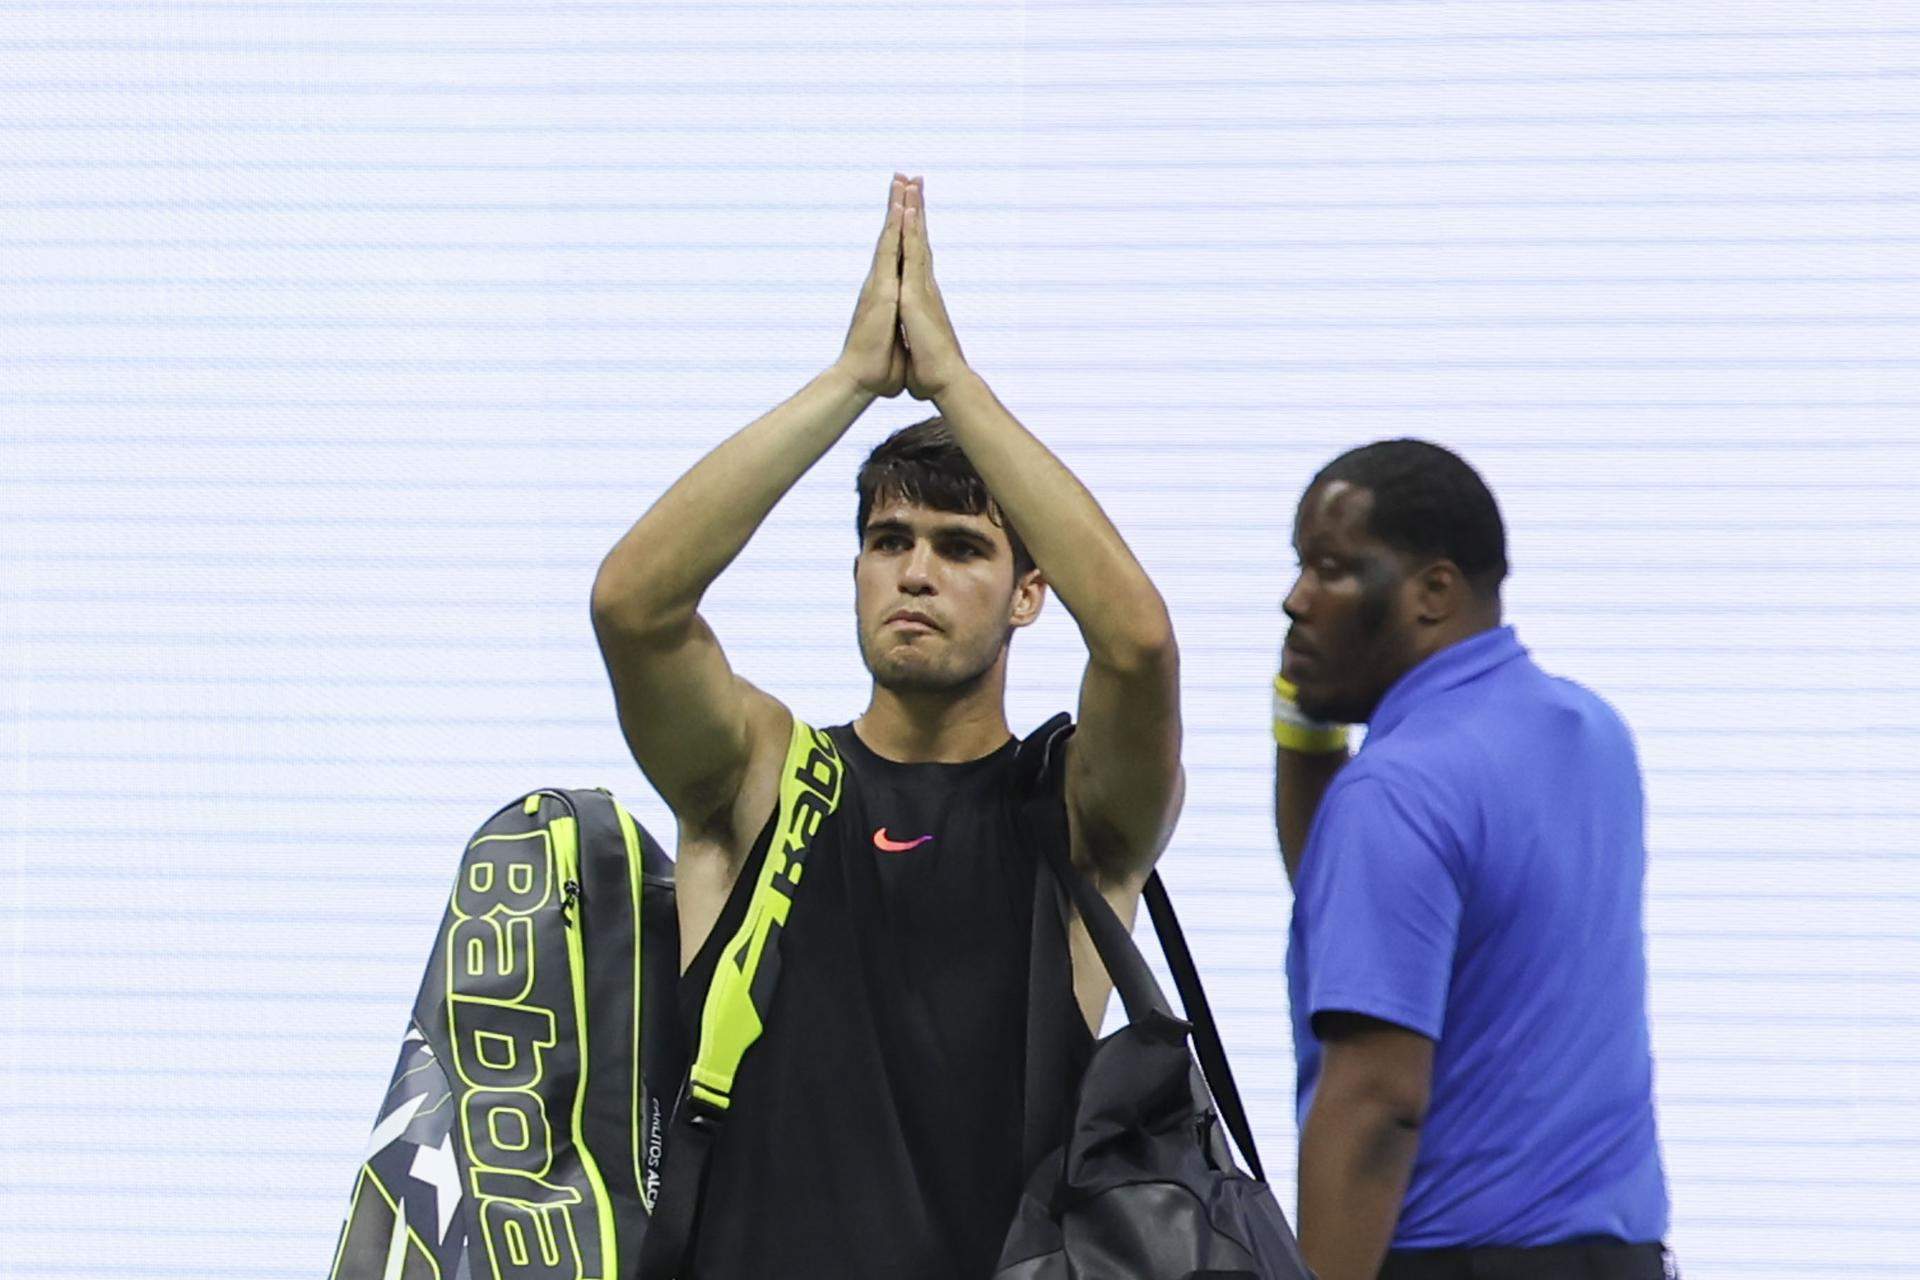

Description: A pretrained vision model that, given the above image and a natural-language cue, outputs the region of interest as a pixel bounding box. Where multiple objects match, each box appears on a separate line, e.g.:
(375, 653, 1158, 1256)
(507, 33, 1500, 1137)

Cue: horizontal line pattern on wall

(3, 2, 1916, 1276)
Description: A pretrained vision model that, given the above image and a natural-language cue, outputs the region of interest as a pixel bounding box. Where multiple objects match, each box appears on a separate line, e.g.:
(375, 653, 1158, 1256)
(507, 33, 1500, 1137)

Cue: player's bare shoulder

(671, 681, 793, 968)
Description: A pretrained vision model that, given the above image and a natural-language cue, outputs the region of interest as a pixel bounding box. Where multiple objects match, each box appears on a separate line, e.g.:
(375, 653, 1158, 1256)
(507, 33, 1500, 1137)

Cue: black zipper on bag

(541, 788, 585, 927)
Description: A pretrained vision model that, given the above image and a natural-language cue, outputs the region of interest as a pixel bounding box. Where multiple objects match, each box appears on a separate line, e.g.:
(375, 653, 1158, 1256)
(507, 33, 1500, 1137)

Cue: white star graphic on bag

(362, 1091, 427, 1164)
(410, 1130, 464, 1242)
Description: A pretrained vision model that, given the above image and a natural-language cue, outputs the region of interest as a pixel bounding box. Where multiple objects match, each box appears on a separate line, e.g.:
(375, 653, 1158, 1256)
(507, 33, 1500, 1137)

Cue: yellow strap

(688, 717, 844, 1109)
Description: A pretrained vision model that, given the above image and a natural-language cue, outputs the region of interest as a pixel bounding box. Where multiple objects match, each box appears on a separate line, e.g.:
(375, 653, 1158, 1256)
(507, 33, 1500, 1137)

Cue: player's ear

(1010, 570, 1046, 630)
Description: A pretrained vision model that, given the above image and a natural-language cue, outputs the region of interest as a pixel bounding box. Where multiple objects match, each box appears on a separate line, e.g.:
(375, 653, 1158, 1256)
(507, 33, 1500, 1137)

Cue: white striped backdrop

(2, 2, 1916, 1276)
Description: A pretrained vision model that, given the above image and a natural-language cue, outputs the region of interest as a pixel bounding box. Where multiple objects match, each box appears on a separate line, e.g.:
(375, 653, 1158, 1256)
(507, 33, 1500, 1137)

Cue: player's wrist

(1273, 672, 1352, 755)
(823, 358, 886, 403)
(925, 362, 984, 405)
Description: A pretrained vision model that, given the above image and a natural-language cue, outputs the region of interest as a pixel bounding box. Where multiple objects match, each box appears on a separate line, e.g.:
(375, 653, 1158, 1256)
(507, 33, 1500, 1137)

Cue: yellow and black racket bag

(331, 787, 683, 1280)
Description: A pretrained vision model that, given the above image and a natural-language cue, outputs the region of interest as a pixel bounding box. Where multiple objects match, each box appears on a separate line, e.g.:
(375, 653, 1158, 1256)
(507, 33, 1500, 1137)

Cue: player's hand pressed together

(895, 177, 972, 402)
(833, 172, 912, 399)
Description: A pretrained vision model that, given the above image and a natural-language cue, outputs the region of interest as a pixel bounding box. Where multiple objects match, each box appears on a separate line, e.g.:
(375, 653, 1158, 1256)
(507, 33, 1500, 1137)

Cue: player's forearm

(1276, 746, 1349, 884)
(933, 371, 1173, 669)
(593, 366, 874, 635)
(1298, 1090, 1421, 1280)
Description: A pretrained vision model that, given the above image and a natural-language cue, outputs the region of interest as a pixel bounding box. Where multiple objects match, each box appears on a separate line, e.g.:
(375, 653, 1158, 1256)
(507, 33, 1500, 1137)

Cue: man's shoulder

(1331, 728, 1461, 807)
(1396, 653, 1634, 766)
(1479, 649, 1633, 733)
(1480, 661, 1641, 774)
(1316, 750, 1462, 856)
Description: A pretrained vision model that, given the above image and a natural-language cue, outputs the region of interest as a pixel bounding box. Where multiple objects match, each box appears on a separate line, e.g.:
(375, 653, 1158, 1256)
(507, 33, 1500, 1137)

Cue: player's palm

(899, 180, 967, 401)
(839, 176, 909, 398)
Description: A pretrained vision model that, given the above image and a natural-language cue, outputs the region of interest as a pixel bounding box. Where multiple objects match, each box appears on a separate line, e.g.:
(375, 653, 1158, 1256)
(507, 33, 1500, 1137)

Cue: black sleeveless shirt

(677, 722, 1092, 1279)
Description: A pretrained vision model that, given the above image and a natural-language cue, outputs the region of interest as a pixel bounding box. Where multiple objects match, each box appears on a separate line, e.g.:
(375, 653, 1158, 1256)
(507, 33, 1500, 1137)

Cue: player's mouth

(885, 609, 941, 633)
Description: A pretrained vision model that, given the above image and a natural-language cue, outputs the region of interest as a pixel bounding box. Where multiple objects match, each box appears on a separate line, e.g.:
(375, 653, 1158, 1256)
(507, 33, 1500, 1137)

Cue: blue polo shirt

(1287, 626, 1668, 1249)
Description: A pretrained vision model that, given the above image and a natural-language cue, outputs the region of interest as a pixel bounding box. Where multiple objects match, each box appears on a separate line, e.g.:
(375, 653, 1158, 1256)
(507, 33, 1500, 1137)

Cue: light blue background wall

(3, 3, 1916, 1275)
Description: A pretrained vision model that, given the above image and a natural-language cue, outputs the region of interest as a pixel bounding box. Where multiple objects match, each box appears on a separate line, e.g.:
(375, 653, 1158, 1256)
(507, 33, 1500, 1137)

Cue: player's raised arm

(591, 176, 910, 839)
(894, 178, 1183, 893)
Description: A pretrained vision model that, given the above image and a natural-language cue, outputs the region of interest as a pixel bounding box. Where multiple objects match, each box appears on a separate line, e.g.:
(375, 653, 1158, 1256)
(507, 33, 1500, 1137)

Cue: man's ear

(1010, 569, 1047, 630)
(1412, 559, 1466, 625)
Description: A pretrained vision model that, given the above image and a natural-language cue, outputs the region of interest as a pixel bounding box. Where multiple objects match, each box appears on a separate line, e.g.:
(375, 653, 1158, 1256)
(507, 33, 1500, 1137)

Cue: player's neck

(854, 673, 1012, 764)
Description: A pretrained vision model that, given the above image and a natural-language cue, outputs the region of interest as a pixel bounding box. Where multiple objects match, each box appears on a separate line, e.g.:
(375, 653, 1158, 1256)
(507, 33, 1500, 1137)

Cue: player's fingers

(880, 193, 905, 300)
(902, 177, 930, 279)
(870, 173, 907, 281)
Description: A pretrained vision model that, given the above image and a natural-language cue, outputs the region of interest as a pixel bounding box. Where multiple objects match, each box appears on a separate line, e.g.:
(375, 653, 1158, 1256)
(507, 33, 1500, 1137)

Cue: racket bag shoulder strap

(637, 716, 847, 1280)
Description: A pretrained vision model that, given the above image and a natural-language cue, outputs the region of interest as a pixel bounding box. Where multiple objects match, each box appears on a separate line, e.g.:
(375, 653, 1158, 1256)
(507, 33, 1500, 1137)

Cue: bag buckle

(684, 1081, 730, 1131)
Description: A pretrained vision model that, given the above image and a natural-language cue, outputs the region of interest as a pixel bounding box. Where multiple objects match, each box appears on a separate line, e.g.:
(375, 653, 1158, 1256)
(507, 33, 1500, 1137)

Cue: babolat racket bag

(331, 787, 684, 1280)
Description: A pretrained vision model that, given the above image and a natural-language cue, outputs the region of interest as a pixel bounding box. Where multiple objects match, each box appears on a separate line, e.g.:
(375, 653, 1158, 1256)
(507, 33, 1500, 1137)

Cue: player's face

(855, 501, 1042, 694)
(1281, 480, 1422, 724)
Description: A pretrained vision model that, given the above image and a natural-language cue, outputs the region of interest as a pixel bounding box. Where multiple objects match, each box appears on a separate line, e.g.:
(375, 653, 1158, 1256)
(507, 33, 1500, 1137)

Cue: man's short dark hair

(856, 417, 1035, 577)
(1309, 439, 1508, 594)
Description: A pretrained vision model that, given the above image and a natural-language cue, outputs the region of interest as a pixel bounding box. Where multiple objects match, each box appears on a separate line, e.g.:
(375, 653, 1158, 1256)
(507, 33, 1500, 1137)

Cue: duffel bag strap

(1142, 873, 1267, 1184)
(1038, 842, 1268, 1184)
(638, 717, 845, 1280)
(1018, 713, 1183, 1178)
(1013, 713, 1267, 1183)
(1016, 714, 1172, 1027)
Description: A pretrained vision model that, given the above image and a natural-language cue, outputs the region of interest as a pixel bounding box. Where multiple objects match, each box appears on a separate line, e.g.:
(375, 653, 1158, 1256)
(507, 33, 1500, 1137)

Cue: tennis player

(591, 175, 1183, 1278)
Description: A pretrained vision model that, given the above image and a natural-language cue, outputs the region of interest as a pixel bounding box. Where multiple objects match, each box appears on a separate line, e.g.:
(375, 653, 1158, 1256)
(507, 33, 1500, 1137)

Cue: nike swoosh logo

(872, 828, 933, 853)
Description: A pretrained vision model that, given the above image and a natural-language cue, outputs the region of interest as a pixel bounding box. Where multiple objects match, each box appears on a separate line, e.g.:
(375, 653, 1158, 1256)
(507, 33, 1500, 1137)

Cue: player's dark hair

(856, 417, 1035, 577)
(1310, 439, 1508, 594)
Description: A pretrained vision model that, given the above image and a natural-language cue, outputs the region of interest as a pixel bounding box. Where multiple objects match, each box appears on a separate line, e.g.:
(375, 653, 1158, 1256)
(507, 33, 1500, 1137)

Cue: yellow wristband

(1272, 672, 1352, 755)
(1273, 718, 1352, 754)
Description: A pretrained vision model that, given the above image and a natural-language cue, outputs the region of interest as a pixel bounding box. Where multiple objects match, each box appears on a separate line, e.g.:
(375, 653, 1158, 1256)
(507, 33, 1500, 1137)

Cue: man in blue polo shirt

(1272, 440, 1671, 1280)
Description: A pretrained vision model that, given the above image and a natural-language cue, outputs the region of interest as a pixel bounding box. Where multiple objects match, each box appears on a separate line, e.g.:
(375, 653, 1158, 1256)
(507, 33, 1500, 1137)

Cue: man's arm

(1298, 1012, 1434, 1280)
(1273, 673, 1353, 883)
(591, 176, 909, 851)
(895, 179, 1183, 894)
(1276, 748, 1350, 884)
(1292, 775, 1459, 1278)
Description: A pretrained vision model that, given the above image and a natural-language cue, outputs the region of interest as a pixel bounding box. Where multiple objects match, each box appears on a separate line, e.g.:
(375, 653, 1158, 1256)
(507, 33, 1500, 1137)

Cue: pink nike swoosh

(873, 828, 933, 853)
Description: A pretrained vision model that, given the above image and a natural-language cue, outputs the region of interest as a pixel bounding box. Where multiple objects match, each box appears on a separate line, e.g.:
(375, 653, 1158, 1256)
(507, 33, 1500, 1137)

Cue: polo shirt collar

(1364, 625, 1526, 740)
